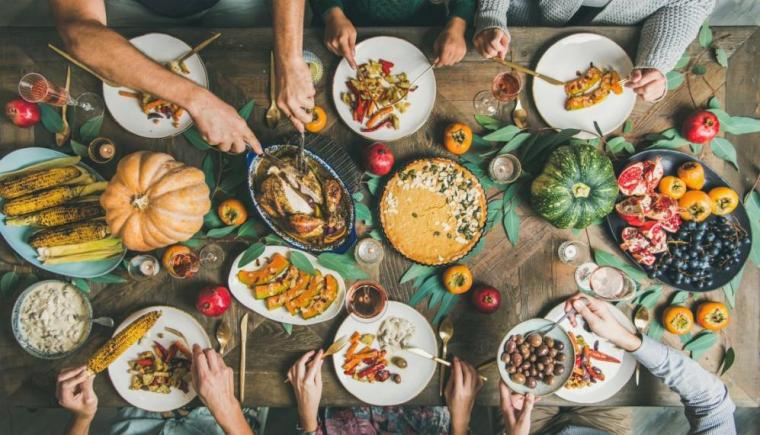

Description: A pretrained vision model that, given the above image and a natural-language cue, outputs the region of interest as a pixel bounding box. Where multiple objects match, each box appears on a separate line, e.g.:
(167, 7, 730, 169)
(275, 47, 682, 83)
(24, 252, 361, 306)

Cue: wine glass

(473, 70, 524, 117)
(19, 73, 103, 117)
(199, 242, 226, 268)
(589, 266, 636, 301)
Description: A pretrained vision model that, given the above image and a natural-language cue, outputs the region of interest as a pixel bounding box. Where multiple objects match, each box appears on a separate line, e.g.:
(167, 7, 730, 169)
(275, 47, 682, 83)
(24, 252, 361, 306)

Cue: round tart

(380, 158, 487, 265)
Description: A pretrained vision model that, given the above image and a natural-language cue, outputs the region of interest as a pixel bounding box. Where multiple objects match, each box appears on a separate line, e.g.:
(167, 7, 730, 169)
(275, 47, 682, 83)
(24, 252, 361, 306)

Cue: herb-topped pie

(380, 158, 487, 265)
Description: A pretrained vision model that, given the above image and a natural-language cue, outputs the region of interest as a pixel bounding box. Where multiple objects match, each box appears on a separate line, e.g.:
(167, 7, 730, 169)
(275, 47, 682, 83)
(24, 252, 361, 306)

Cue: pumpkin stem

(571, 183, 591, 198)
(131, 193, 149, 210)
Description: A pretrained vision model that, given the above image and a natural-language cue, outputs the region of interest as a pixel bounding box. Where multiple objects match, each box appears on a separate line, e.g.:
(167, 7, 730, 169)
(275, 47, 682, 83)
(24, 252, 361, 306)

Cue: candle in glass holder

(489, 154, 521, 184)
(354, 237, 384, 265)
(127, 255, 160, 281)
(88, 137, 116, 164)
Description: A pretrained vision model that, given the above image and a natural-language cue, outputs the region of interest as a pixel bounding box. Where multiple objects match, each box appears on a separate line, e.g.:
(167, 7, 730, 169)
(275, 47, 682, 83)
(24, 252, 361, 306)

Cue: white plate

(533, 33, 636, 139)
(544, 302, 637, 403)
(107, 306, 211, 412)
(102, 33, 208, 138)
(332, 301, 437, 406)
(332, 36, 436, 142)
(227, 246, 346, 326)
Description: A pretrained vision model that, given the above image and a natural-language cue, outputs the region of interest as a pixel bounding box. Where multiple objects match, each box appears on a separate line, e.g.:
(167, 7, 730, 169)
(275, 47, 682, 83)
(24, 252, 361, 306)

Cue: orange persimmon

(662, 305, 694, 335)
(658, 176, 687, 200)
(677, 162, 705, 190)
(305, 106, 327, 133)
(695, 301, 730, 331)
(217, 198, 248, 226)
(678, 190, 712, 222)
(442, 264, 474, 294)
(443, 123, 473, 155)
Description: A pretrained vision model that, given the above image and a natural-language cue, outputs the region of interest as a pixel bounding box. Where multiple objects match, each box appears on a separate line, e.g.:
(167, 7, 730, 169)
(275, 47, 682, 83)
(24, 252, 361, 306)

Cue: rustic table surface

(0, 26, 758, 409)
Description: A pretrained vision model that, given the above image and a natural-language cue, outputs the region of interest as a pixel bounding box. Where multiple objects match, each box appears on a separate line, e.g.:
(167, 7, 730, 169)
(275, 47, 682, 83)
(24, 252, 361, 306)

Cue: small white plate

(107, 306, 211, 412)
(332, 36, 436, 142)
(102, 33, 208, 138)
(544, 301, 637, 403)
(533, 33, 636, 139)
(227, 245, 345, 326)
(332, 301, 437, 406)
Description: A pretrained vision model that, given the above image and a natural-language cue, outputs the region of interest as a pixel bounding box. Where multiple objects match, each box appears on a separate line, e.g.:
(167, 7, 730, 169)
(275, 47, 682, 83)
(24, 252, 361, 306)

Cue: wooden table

(0, 26, 758, 409)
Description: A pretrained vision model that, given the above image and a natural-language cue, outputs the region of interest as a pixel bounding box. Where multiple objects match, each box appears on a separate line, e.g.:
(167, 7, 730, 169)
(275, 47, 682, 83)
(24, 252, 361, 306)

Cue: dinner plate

(497, 318, 575, 396)
(107, 306, 211, 412)
(228, 245, 346, 325)
(533, 33, 636, 139)
(544, 302, 636, 403)
(332, 301, 437, 406)
(0, 147, 125, 278)
(332, 36, 436, 141)
(102, 33, 208, 138)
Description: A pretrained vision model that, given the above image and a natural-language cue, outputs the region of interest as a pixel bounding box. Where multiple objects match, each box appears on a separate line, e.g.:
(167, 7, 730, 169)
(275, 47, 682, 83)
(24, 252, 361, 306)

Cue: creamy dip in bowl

(12, 280, 92, 359)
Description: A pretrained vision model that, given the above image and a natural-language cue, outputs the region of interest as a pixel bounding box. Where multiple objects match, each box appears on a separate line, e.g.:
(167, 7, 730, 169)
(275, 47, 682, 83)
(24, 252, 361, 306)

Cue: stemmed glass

(199, 242, 226, 268)
(18, 72, 103, 117)
(473, 70, 523, 117)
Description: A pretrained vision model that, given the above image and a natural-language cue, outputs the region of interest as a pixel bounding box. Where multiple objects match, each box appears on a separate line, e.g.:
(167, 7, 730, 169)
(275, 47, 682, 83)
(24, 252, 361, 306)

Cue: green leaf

(218, 170, 246, 193)
(474, 115, 500, 130)
(355, 202, 374, 226)
(684, 330, 717, 360)
(289, 251, 316, 275)
(679, 332, 693, 345)
(433, 293, 459, 325)
(471, 134, 493, 150)
(622, 119, 633, 134)
(707, 97, 721, 109)
(710, 137, 739, 170)
(352, 191, 364, 202)
(606, 136, 634, 155)
(263, 233, 286, 246)
(206, 225, 240, 238)
(698, 21, 713, 48)
(239, 242, 265, 267)
(366, 175, 381, 196)
(691, 64, 707, 76)
(184, 127, 212, 150)
(238, 100, 255, 120)
(502, 205, 520, 247)
(744, 191, 760, 266)
(236, 219, 258, 239)
(204, 209, 225, 229)
(646, 319, 665, 342)
(182, 238, 205, 249)
(722, 115, 760, 135)
(202, 153, 216, 194)
(70, 139, 89, 158)
(39, 103, 64, 134)
(281, 322, 293, 335)
(90, 273, 127, 284)
(707, 108, 731, 128)
(482, 125, 521, 142)
(409, 275, 440, 306)
(0, 271, 20, 297)
(723, 266, 743, 309)
(719, 347, 735, 376)
(647, 128, 689, 150)
(317, 253, 368, 280)
(79, 115, 103, 143)
(666, 70, 684, 90)
(714, 48, 728, 68)
(593, 248, 648, 281)
(71, 277, 91, 294)
(670, 290, 690, 305)
(368, 229, 383, 240)
(428, 284, 445, 309)
(400, 263, 438, 284)
(498, 132, 532, 155)
(674, 53, 691, 69)
(638, 289, 662, 310)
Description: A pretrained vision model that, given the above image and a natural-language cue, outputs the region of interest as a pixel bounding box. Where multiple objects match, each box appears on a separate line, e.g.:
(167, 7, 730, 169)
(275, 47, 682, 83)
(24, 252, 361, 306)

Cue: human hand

(564, 293, 642, 352)
(444, 356, 484, 435)
(276, 55, 316, 133)
(288, 350, 324, 432)
(324, 7, 357, 70)
(187, 90, 261, 154)
(626, 68, 666, 102)
(473, 28, 510, 60)
(191, 345, 241, 423)
(433, 17, 468, 67)
(56, 366, 98, 421)
(499, 382, 537, 435)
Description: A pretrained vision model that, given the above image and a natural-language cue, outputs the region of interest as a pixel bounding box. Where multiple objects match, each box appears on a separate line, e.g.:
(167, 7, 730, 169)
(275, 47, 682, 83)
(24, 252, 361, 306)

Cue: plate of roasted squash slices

(227, 245, 346, 325)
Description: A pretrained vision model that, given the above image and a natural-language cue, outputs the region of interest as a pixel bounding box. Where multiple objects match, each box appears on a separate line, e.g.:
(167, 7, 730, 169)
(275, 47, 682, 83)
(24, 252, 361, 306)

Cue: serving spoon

(216, 318, 231, 355)
(438, 317, 454, 396)
(265, 51, 281, 129)
(633, 305, 651, 386)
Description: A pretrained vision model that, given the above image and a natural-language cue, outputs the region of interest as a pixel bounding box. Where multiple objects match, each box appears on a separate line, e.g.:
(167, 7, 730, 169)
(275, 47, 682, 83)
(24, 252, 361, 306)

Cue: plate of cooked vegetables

(332, 36, 436, 141)
(0, 148, 125, 278)
(103, 33, 208, 138)
(533, 33, 636, 139)
(107, 306, 210, 412)
(228, 245, 346, 325)
(543, 302, 636, 403)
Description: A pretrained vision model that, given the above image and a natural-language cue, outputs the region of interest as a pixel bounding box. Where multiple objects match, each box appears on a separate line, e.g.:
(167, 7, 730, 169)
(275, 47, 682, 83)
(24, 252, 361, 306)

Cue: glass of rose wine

(18, 73, 103, 117)
(473, 70, 523, 117)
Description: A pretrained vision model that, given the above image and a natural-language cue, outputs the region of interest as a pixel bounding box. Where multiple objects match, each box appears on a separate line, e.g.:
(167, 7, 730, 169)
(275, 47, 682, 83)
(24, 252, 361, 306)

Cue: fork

(296, 131, 307, 174)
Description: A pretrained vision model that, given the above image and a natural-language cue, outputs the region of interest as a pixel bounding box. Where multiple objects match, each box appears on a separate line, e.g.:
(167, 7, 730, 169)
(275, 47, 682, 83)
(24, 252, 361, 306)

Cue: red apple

(471, 286, 501, 314)
(196, 285, 232, 317)
(681, 110, 719, 144)
(364, 142, 395, 176)
(5, 98, 40, 128)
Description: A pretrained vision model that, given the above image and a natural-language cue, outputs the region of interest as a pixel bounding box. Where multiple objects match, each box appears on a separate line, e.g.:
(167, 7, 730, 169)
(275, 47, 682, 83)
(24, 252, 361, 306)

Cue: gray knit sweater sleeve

(635, 0, 715, 72)
(473, 0, 509, 38)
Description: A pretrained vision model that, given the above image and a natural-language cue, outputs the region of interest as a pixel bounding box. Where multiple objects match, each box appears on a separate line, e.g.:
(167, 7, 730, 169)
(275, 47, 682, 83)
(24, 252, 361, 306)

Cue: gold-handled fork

(284, 335, 349, 383)
(265, 51, 281, 129)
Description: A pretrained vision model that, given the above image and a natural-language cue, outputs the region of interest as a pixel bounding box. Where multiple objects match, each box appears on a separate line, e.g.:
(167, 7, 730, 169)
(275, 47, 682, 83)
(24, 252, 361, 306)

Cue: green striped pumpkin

(530, 144, 618, 229)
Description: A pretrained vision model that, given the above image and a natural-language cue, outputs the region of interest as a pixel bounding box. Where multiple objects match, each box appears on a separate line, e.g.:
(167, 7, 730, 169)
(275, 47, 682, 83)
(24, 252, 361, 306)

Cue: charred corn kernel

(0, 166, 82, 199)
(2, 182, 106, 216)
(87, 311, 162, 374)
(6, 203, 104, 227)
(29, 220, 109, 248)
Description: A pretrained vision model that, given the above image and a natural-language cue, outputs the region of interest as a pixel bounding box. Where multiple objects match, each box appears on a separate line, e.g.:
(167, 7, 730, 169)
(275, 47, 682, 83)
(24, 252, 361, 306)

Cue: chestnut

(511, 373, 526, 385)
(527, 334, 543, 348)
(554, 365, 565, 376)
(536, 344, 549, 357)
(525, 377, 537, 388)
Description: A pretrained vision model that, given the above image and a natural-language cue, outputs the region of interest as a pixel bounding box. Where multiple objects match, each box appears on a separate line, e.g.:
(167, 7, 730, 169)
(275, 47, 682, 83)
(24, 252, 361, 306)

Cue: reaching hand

(473, 28, 510, 60)
(444, 356, 483, 435)
(499, 382, 537, 435)
(433, 17, 468, 67)
(324, 7, 357, 70)
(626, 68, 666, 102)
(188, 90, 261, 154)
(288, 350, 324, 432)
(276, 56, 316, 133)
(563, 293, 642, 352)
(56, 366, 98, 420)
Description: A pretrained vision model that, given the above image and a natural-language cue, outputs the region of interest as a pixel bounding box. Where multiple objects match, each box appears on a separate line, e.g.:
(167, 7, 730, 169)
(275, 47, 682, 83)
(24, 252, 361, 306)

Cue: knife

(239, 312, 249, 403)
(403, 346, 488, 382)
(490, 57, 564, 86)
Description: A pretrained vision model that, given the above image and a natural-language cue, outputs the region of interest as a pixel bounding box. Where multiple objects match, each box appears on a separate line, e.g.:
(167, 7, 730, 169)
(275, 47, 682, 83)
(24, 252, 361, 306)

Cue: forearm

(213, 406, 254, 435)
(273, 0, 305, 64)
(311, 0, 343, 19)
(63, 415, 92, 435)
(473, 0, 509, 37)
(449, 0, 475, 27)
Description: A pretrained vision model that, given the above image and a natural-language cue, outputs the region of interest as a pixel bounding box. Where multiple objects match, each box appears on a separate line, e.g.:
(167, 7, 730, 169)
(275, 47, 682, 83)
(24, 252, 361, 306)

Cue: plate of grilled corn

(0, 147, 126, 278)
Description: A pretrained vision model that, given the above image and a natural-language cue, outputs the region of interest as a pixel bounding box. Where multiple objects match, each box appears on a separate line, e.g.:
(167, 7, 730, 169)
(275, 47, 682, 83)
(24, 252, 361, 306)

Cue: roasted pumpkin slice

(253, 265, 298, 299)
(265, 270, 310, 310)
(287, 273, 325, 314)
(301, 274, 338, 319)
(238, 253, 289, 287)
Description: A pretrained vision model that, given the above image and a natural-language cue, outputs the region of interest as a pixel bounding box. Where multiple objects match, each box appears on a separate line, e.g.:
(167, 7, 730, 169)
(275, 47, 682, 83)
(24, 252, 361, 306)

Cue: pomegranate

(5, 98, 40, 128)
(364, 142, 395, 176)
(681, 111, 720, 144)
(195, 285, 232, 317)
(471, 286, 501, 314)
(617, 162, 647, 196)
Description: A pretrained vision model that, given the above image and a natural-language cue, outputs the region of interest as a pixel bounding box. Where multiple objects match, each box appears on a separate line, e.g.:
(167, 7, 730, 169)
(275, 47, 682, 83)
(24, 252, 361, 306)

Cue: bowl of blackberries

(497, 318, 576, 396)
(644, 216, 751, 291)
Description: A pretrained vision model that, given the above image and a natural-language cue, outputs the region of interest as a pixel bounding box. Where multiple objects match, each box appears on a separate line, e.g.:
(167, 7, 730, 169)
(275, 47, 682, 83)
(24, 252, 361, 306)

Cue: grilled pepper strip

(364, 106, 394, 130)
(589, 349, 621, 363)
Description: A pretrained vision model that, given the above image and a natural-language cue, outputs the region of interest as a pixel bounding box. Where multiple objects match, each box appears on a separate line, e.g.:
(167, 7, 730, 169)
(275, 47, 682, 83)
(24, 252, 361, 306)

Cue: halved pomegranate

(642, 157, 664, 192)
(659, 213, 682, 233)
(617, 162, 647, 196)
(645, 194, 678, 221)
(616, 197, 647, 226)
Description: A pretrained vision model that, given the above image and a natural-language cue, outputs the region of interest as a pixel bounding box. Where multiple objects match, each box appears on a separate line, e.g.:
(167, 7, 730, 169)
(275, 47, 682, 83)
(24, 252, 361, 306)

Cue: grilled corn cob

(2, 181, 107, 217)
(6, 202, 104, 227)
(37, 237, 123, 263)
(0, 166, 85, 199)
(29, 219, 109, 248)
(87, 310, 162, 374)
(0, 156, 80, 182)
